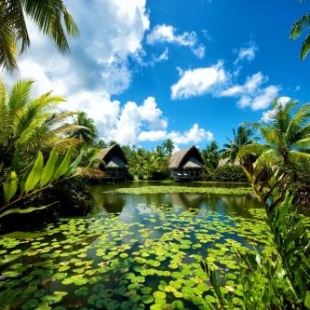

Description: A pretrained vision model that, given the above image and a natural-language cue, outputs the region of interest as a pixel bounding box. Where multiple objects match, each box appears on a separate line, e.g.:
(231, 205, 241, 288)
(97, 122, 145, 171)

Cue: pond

(0, 182, 271, 310)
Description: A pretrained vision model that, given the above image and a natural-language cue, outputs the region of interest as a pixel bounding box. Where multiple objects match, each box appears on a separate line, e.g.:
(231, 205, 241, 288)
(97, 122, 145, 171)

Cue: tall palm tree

(162, 139, 175, 155)
(222, 126, 255, 164)
(0, 0, 78, 72)
(201, 140, 221, 172)
(70, 112, 97, 146)
(238, 100, 310, 181)
(290, 11, 310, 60)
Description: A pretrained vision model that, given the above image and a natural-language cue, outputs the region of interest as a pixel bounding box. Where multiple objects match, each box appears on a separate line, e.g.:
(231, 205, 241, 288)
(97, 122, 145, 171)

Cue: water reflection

(90, 183, 262, 221)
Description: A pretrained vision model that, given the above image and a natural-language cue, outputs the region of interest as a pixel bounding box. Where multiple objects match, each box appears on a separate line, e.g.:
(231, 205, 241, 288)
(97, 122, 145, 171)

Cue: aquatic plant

(0, 197, 268, 309)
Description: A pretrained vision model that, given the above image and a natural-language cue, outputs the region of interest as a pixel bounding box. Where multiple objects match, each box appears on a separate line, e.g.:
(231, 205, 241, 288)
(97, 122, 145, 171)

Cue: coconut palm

(238, 100, 310, 182)
(162, 139, 175, 155)
(222, 126, 255, 165)
(290, 12, 310, 60)
(201, 140, 221, 173)
(0, 0, 78, 72)
(70, 112, 98, 146)
(0, 78, 84, 167)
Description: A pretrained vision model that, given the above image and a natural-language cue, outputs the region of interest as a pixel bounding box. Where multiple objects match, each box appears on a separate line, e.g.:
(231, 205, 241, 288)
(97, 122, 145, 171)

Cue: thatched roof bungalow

(169, 146, 204, 181)
(95, 144, 129, 180)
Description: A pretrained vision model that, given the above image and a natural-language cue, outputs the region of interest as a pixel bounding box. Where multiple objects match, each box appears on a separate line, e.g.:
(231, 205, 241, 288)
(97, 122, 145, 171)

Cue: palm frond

(300, 33, 310, 60)
(47, 137, 82, 152)
(51, 124, 90, 136)
(293, 137, 310, 150)
(22, 0, 79, 53)
(290, 14, 310, 40)
(288, 150, 310, 162)
(0, 12, 18, 72)
(286, 103, 310, 140)
(0, 79, 11, 145)
(238, 143, 269, 159)
(8, 79, 33, 113)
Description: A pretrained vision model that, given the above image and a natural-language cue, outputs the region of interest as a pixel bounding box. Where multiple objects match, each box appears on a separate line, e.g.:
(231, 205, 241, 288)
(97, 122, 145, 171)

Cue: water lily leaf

(21, 298, 39, 310)
(75, 287, 89, 296)
(141, 295, 154, 304)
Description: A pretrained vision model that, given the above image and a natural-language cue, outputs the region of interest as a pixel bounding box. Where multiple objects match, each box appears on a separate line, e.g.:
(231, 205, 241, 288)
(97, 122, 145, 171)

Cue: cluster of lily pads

(104, 185, 253, 195)
(0, 197, 270, 309)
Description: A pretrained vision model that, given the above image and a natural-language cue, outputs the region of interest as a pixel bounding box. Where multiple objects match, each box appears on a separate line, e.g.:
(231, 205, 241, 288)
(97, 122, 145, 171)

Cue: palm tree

(96, 139, 107, 148)
(162, 139, 175, 155)
(0, 78, 83, 167)
(222, 126, 255, 165)
(290, 12, 310, 60)
(239, 100, 310, 182)
(0, 0, 79, 72)
(70, 112, 97, 146)
(201, 140, 221, 173)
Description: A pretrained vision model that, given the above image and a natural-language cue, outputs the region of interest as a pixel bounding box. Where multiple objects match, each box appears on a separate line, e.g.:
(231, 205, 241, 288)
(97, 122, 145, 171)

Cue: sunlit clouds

(171, 62, 227, 99)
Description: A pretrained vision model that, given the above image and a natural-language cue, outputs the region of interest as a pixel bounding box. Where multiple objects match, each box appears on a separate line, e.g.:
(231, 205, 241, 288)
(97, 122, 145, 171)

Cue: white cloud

(146, 24, 205, 58)
(221, 72, 264, 97)
(234, 42, 258, 64)
(171, 62, 227, 99)
(167, 123, 213, 144)
(63, 91, 213, 147)
(251, 86, 279, 110)
(12, 0, 150, 97)
(138, 130, 167, 141)
(220, 72, 280, 111)
(107, 97, 168, 145)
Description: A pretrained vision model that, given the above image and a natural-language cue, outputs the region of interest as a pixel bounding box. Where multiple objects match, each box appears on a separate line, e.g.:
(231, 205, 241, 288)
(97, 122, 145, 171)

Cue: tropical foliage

(0, 0, 78, 72)
(239, 99, 310, 199)
(221, 125, 256, 165)
(0, 79, 99, 218)
(203, 166, 310, 309)
(70, 112, 98, 147)
(0, 79, 82, 165)
(123, 143, 170, 180)
(1, 147, 81, 217)
(290, 10, 310, 60)
(201, 100, 310, 309)
(201, 140, 222, 174)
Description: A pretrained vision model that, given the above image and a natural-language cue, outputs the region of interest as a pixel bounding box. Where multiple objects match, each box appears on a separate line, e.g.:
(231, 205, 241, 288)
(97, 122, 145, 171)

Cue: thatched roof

(96, 144, 128, 169)
(169, 146, 204, 169)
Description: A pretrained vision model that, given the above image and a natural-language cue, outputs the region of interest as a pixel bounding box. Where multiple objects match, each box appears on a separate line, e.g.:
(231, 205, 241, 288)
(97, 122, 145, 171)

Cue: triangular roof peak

(169, 145, 203, 169)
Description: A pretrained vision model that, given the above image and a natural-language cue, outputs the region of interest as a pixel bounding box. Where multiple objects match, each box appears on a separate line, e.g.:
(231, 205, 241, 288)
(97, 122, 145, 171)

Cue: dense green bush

(207, 165, 247, 182)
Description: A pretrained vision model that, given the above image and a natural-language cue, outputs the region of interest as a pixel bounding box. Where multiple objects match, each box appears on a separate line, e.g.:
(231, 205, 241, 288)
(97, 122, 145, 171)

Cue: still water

(90, 182, 260, 218)
(0, 183, 268, 310)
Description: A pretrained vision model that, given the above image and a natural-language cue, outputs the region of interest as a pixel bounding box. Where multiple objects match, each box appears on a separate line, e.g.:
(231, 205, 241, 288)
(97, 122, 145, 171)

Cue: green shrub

(209, 165, 247, 182)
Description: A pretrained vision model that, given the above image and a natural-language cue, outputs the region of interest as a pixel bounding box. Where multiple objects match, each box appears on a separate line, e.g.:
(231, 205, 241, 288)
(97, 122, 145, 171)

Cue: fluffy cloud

(13, 0, 150, 97)
(250, 86, 279, 110)
(64, 92, 212, 147)
(63, 94, 168, 145)
(107, 97, 168, 145)
(146, 24, 205, 58)
(171, 62, 227, 99)
(220, 72, 280, 110)
(221, 72, 264, 97)
(167, 123, 213, 144)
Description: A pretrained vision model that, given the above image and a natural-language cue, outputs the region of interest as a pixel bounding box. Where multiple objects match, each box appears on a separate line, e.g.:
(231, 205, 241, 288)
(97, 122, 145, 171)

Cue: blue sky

(7, 0, 310, 151)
